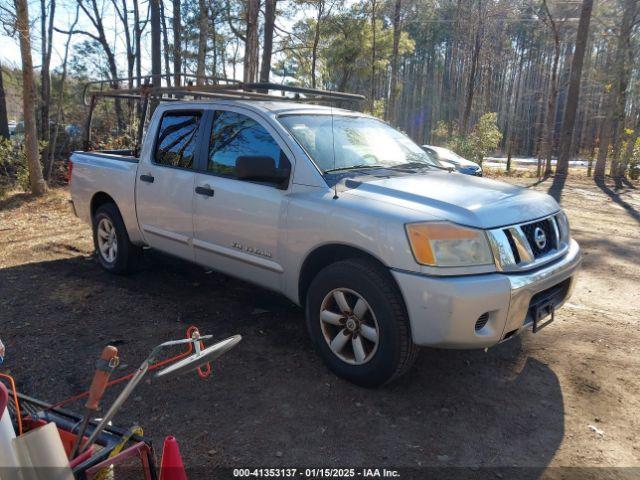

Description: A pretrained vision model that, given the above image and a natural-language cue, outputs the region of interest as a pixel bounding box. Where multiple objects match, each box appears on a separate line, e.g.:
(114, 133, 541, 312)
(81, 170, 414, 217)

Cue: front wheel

(92, 203, 141, 274)
(305, 258, 419, 387)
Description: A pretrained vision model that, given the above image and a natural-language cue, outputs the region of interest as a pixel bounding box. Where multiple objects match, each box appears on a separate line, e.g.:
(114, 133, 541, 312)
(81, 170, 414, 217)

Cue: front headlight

(405, 222, 494, 267)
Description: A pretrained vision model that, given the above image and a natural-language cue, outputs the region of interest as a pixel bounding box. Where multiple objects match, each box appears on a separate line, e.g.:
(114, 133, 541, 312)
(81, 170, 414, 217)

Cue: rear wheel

(92, 203, 141, 274)
(305, 258, 418, 387)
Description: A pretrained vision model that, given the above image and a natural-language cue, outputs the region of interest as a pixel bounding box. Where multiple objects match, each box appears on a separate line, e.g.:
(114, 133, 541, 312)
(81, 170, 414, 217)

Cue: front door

(136, 109, 204, 260)
(192, 108, 293, 291)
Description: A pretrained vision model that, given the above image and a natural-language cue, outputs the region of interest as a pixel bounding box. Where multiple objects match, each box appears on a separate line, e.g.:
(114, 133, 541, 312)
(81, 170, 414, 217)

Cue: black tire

(305, 258, 419, 387)
(92, 203, 142, 274)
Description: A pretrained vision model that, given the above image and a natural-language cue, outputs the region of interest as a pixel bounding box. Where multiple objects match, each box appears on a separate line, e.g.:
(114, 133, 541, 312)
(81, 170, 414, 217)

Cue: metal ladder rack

(81, 74, 366, 151)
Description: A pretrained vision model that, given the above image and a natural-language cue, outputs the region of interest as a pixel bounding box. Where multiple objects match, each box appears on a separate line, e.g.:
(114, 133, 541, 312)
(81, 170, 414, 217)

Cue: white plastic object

(0, 406, 21, 473)
(11, 422, 73, 480)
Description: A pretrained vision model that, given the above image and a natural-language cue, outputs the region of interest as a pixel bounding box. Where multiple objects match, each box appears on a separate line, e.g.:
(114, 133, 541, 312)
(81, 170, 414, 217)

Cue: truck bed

(70, 149, 144, 244)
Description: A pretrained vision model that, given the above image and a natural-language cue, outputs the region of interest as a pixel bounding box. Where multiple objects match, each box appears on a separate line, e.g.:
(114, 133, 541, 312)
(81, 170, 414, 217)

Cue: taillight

(67, 160, 73, 184)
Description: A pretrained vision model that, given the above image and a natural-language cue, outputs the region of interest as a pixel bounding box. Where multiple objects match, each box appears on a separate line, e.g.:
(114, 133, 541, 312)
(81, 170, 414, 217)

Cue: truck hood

(340, 171, 559, 229)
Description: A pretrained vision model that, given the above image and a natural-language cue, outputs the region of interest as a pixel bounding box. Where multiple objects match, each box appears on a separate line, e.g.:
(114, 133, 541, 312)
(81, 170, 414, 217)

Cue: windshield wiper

(392, 162, 432, 169)
(324, 164, 387, 173)
(394, 161, 449, 171)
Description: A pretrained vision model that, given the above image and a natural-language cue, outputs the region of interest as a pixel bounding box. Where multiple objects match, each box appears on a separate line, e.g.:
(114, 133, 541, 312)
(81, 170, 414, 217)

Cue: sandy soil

(0, 176, 638, 478)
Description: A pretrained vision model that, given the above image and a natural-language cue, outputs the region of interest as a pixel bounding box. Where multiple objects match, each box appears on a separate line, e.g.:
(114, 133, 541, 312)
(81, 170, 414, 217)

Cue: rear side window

(154, 112, 202, 168)
(208, 111, 285, 177)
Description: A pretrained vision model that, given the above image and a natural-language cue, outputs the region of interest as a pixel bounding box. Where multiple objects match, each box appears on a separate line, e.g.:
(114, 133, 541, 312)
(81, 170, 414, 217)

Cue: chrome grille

(504, 229, 521, 263)
(521, 218, 557, 257)
(487, 214, 568, 272)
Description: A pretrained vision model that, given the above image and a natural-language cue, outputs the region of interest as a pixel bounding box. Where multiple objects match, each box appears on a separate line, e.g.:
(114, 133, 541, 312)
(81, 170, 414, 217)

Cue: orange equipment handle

(85, 346, 119, 411)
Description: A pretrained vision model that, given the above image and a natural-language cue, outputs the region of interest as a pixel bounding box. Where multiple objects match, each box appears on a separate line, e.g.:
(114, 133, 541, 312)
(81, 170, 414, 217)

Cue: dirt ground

(0, 175, 639, 478)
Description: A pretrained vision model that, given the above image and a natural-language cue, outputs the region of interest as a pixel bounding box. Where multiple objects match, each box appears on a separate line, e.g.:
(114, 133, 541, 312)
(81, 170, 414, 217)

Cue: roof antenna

(331, 97, 339, 200)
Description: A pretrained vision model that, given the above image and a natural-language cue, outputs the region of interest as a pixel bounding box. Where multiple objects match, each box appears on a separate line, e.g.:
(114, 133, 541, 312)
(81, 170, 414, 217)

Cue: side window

(208, 111, 290, 185)
(154, 112, 202, 169)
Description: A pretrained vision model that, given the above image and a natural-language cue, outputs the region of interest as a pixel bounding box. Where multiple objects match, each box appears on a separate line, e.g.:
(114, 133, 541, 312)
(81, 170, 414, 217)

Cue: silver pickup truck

(70, 99, 581, 386)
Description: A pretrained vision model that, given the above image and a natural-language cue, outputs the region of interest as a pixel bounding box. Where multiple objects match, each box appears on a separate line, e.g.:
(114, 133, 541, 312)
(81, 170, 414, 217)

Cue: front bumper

(392, 239, 581, 348)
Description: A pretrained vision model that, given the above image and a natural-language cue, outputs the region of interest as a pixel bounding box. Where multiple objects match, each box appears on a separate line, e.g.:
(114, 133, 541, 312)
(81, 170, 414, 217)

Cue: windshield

(279, 114, 438, 173)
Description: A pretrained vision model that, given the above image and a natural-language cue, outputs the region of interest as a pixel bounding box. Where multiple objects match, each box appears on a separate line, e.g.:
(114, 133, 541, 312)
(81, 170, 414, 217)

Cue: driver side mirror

(236, 153, 291, 189)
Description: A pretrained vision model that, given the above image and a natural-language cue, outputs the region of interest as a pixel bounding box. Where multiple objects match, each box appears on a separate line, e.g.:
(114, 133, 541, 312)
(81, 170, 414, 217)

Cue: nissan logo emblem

(533, 227, 547, 250)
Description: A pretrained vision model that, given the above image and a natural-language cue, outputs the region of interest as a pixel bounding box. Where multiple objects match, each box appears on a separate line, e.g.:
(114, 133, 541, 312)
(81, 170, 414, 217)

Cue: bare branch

(53, 25, 99, 41)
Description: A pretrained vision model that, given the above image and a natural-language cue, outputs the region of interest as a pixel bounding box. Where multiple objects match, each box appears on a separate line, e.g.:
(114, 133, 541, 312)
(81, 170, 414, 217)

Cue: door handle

(140, 174, 154, 183)
(195, 185, 214, 197)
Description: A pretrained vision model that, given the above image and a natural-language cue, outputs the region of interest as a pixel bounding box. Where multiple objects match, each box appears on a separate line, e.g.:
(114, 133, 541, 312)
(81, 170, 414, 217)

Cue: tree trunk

(370, 0, 377, 111)
(125, 0, 134, 83)
(576, 35, 594, 161)
(541, 0, 560, 176)
(500, 37, 519, 153)
(14, 0, 47, 195)
(196, 0, 208, 84)
(385, 0, 401, 123)
(461, 0, 483, 135)
(260, 0, 277, 84)
(447, 0, 462, 130)
(243, 0, 260, 83)
(159, 0, 172, 86)
(40, 0, 55, 176)
(0, 62, 9, 140)
(212, 20, 218, 77)
(310, 2, 324, 89)
(593, 0, 635, 179)
(232, 39, 239, 80)
(48, 5, 79, 179)
(146, 0, 161, 115)
(505, 41, 526, 173)
(219, 36, 228, 80)
(172, 0, 181, 86)
(133, 0, 143, 86)
(442, 33, 452, 126)
(112, 0, 133, 84)
(555, 0, 593, 176)
(607, 0, 636, 178)
(150, 0, 162, 87)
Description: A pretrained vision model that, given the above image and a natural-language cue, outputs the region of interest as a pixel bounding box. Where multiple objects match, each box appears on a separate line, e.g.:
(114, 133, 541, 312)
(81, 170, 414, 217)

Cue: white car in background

(422, 145, 483, 176)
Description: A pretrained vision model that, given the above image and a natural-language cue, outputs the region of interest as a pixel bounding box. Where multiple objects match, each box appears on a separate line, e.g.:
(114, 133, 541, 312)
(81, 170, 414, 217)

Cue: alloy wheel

(319, 288, 380, 365)
(97, 217, 118, 263)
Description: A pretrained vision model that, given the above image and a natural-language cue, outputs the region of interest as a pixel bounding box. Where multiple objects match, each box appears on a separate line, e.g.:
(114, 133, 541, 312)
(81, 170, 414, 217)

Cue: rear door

(192, 107, 293, 290)
(135, 109, 204, 260)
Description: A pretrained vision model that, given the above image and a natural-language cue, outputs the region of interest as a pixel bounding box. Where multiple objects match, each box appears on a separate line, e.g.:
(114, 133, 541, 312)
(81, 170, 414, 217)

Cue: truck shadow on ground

(1, 251, 564, 475)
